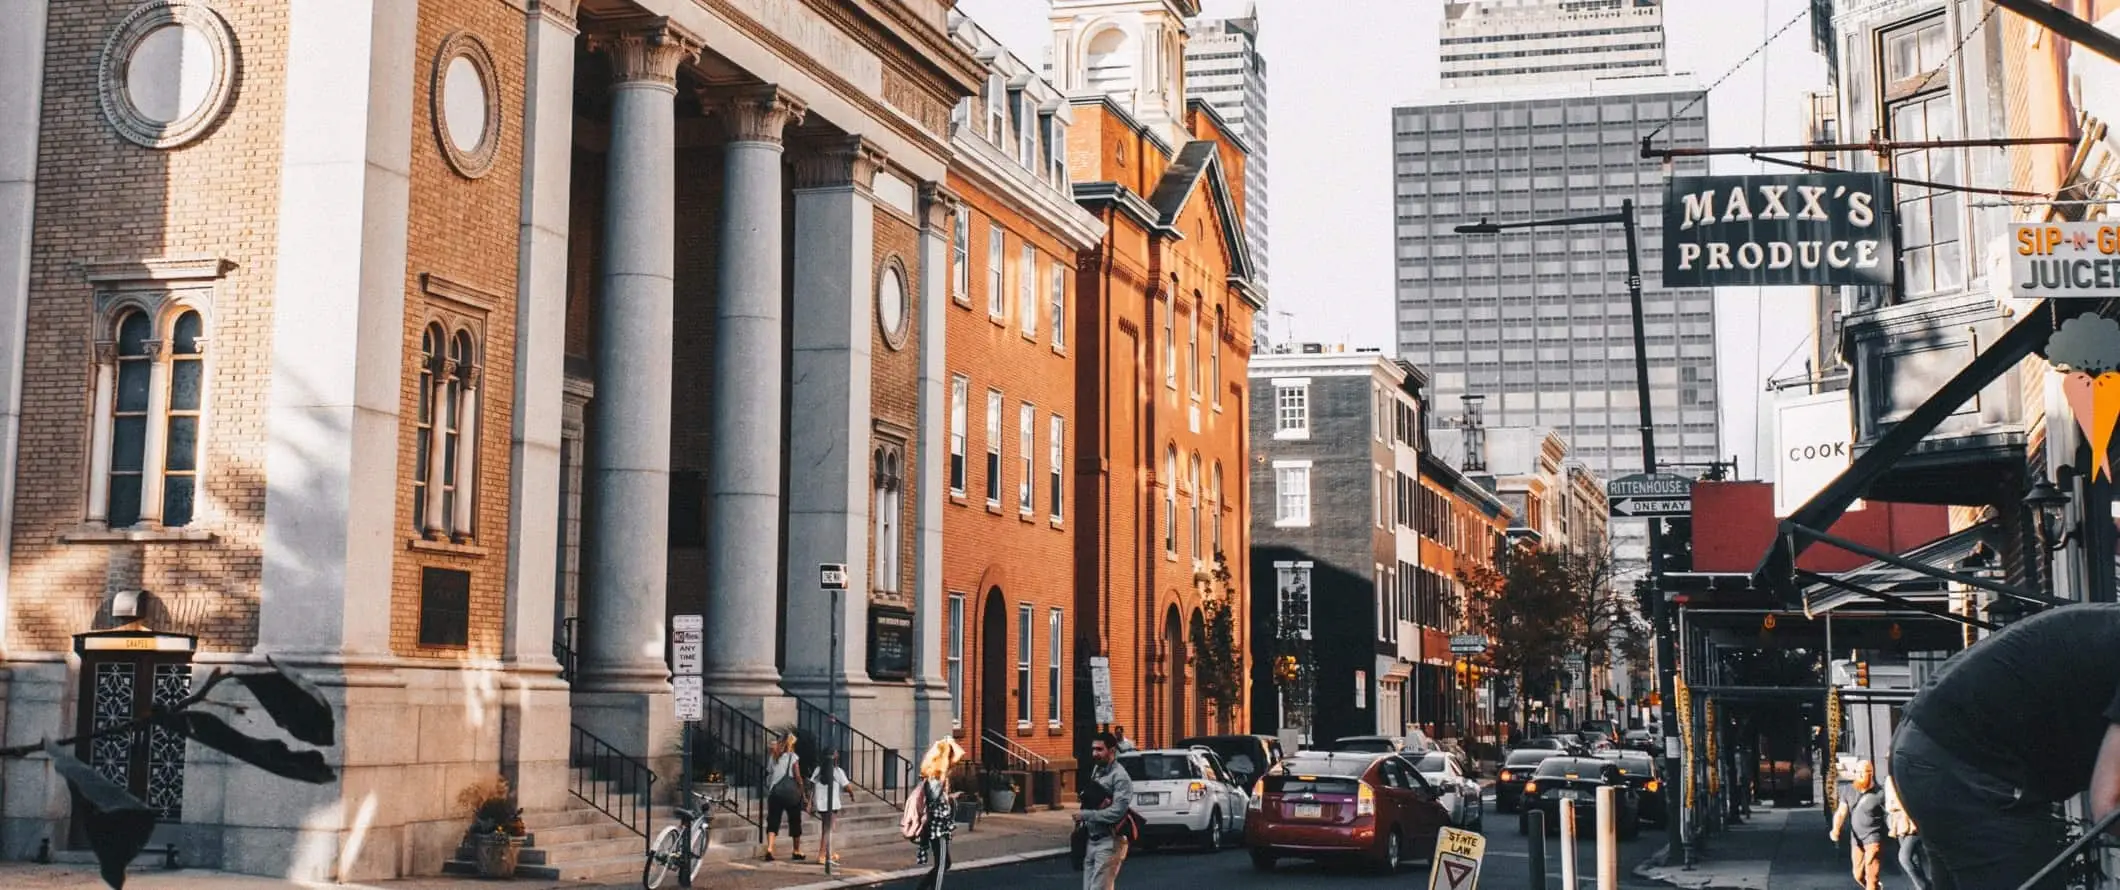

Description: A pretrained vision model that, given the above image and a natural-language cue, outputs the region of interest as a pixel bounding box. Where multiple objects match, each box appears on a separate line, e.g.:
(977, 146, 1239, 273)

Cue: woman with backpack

(761, 731, 807, 862)
(906, 737, 966, 889)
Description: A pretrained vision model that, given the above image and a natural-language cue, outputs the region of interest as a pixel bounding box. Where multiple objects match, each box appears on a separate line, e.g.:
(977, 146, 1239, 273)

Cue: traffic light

(1658, 517, 1694, 573)
(1855, 662, 1869, 688)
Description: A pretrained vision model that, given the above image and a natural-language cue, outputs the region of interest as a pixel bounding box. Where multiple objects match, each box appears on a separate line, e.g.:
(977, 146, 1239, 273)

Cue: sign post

(817, 563, 848, 877)
(1607, 473, 1694, 521)
(1448, 634, 1488, 656)
(1427, 826, 1486, 890)
(1089, 656, 1116, 725)
(672, 614, 703, 887)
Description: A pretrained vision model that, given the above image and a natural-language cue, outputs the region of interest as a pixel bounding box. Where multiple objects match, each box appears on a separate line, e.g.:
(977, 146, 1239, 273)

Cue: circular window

(877, 260, 911, 351)
(99, 2, 239, 149)
(432, 32, 500, 178)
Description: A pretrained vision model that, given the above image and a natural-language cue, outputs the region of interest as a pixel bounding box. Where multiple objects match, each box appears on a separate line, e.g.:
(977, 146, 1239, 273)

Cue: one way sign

(1608, 472, 1693, 520)
(1610, 497, 1690, 519)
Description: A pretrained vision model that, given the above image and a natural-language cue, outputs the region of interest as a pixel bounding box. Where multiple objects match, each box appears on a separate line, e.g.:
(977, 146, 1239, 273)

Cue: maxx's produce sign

(1662, 173, 1895, 288)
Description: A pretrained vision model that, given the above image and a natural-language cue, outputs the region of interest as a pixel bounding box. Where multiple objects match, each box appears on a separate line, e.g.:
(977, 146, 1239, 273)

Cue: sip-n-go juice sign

(2011, 222, 2120, 299)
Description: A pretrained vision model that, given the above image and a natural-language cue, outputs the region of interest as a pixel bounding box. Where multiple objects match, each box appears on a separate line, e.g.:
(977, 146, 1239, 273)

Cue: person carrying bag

(762, 731, 807, 862)
(906, 738, 967, 889)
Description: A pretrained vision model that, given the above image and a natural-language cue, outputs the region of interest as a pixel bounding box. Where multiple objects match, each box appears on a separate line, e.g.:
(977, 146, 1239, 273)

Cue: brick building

(0, 0, 988, 879)
(936, 12, 1105, 793)
(1046, 0, 1263, 753)
(1414, 437, 1512, 741)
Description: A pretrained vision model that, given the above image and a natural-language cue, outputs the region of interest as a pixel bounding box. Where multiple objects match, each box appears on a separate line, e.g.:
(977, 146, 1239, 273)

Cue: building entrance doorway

(1163, 606, 1184, 747)
(69, 626, 197, 848)
(981, 589, 1009, 769)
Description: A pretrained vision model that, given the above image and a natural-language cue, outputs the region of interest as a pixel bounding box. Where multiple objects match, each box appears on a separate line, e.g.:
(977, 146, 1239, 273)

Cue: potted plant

(456, 776, 527, 878)
(985, 772, 1018, 814)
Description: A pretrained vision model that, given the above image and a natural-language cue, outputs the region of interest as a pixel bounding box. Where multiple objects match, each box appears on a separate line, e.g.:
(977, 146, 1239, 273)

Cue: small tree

(1459, 546, 1576, 729)
(1192, 552, 1247, 714)
(1270, 586, 1315, 742)
(0, 658, 338, 889)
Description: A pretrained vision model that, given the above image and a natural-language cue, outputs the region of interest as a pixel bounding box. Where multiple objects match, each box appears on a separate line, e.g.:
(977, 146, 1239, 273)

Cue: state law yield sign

(1663, 173, 1895, 287)
(1428, 827, 1485, 890)
(1608, 472, 1692, 520)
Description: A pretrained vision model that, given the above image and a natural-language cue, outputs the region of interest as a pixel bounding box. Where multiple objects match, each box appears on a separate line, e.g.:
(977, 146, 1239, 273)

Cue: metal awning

(1800, 520, 2001, 615)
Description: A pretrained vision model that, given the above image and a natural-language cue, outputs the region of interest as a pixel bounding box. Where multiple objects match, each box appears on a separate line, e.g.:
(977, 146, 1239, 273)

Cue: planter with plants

(457, 776, 528, 878)
(984, 772, 1018, 814)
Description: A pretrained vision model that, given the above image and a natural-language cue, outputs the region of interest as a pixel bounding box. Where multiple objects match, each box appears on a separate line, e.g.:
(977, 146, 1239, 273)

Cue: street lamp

(1454, 198, 1687, 858)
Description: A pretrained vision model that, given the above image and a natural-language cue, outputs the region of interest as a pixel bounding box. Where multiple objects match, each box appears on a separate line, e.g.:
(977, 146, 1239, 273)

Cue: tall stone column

(781, 135, 883, 719)
(702, 85, 805, 701)
(575, 17, 698, 757)
(911, 183, 958, 747)
(500, 0, 577, 812)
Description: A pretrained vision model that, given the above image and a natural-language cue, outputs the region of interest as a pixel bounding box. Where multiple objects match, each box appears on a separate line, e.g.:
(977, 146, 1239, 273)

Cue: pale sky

(952, 0, 1832, 482)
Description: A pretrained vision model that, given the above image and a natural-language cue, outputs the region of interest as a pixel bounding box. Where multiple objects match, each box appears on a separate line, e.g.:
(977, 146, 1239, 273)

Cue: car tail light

(1249, 779, 1264, 811)
(1499, 769, 1515, 782)
(1646, 779, 1661, 792)
(1188, 782, 1206, 802)
(1356, 782, 1376, 816)
(1524, 781, 1539, 795)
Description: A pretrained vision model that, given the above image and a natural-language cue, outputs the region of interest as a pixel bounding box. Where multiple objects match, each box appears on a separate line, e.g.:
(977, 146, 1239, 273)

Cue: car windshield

(1415, 752, 1452, 772)
(1612, 754, 1655, 775)
(1535, 758, 1603, 778)
(1120, 754, 1198, 782)
(1506, 750, 1558, 766)
(1332, 738, 1396, 752)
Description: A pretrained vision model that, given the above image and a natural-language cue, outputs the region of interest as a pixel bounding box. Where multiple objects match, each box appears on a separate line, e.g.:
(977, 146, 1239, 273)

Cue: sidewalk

(1633, 806, 1911, 890)
(0, 810, 1076, 890)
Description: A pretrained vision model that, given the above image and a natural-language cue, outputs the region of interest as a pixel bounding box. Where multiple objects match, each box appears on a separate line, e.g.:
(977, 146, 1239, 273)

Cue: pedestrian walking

(811, 748, 854, 867)
(1884, 774, 1932, 890)
(762, 731, 807, 862)
(911, 738, 966, 890)
(1829, 759, 1886, 890)
(1075, 731, 1134, 890)
(1890, 602, 2120, 889)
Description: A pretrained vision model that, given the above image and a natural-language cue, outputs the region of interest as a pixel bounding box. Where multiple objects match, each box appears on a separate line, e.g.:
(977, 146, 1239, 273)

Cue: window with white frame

(1047, 609, 1064, 724)
(1019, 245, 1038, 337)
(948, 593, 965, 728)
(1017, 92, 1037, 166)
(1188, 453, 1202, 561)
(1049, 414, 1065, 522)
(1017, 603, 1033, 725)
(1375, 466, 1387, 528)
(1048, 117, 1068, 185)
(1050, 264, 1066, 350)
(1275, 460, 1311, 526)
(1881, 15, 1962, 299)
(1211, 461, 1223, 555)
(949, 376, 968, 495)
(988, 223, 1006, 319)
(1376, 565, 1389, 642)
(1275, 561, 1313, 640)
(1275, 382, 1310, 438)
(1018, 402, 1035, 514)
(986, 74, 1006, 144)
(985, 389, 1004, 506)
(952, 212, 970, 304)
(1188, 301, 1203, 398)
(410, 318, 484, 540)
(1162, 298, 1177, 388)
(872, 442, 902, 593)
(1210, 306, 1222, 409)
(1164, 446, 1179, 553)
(93, 304, 212, 529)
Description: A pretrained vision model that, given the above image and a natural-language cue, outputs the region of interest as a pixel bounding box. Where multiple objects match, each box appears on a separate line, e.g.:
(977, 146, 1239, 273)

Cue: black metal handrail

(554, 617, 579, 683)
(2019, 807, 2120, 890)
(568, 723, 656, 851)
(796, 696, 911, 806)
(692, 694, 770, 840)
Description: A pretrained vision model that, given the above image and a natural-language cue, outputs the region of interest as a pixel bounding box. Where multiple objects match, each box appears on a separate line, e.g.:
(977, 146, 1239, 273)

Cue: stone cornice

(587, 16, 702, 89)
(949, 136, 1105, 251)
(918, 181, 963, 231)
(790, 135, 886, 190)
(531, 0, 578, 30)
(704, 84, 809, 146)
(82, 255, 236, 284)
(1071, 182, 1167, 236)
(420, 272, 501, 315)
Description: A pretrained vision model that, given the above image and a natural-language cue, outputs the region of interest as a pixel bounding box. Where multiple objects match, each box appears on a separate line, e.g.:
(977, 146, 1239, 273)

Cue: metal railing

(691, 693, 770, 840)
(981, 728, 1050, 772)
(554, 617, 579, 683)
(568, 723, 656, 849)
(795, 696, 912, 806)
(2020, 808, 2120, 890)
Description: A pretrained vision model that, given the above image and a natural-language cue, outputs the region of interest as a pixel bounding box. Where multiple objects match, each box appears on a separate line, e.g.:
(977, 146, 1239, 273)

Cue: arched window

(1189, 453, 1202, 561)
(1211, 306, 1223, 409)
(90, 305, 211, 530)
(413, 324, 443, 533)
(1187, 297, 1200, 398)
(1084, 27, 1133, 99)
(1212, 460, 1224, 556)
(874, 445, 903, 593)
(413, 322, 482, 541)
(1164, 445, 1178, 555)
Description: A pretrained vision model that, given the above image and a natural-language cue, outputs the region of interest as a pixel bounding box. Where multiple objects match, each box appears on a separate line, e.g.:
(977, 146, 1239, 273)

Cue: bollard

(1528, 810, 1547, 889)
(1560, 798, 1578, 889)
(1596, 786, 1618, 890)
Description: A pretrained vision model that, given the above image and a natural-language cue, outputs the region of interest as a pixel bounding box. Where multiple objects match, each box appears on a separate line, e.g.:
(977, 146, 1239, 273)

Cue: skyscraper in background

(1185, 7, 1271, 347)
(1394, 0, 1716, 567)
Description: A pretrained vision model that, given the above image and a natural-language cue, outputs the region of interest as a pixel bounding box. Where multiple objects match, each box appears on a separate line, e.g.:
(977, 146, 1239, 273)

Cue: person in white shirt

(762, 732, 807, 862)
(811, 749, 855, 866)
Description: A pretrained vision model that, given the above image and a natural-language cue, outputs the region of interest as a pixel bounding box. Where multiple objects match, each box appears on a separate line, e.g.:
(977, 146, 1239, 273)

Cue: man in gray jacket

(1076, 732, 1133, 890)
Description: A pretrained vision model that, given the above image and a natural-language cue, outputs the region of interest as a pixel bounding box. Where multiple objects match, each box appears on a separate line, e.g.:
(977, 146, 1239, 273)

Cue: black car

(1516, 756, 1641, 839)
(1596, 749, 1665, 825)
(1621, 729, 1658, 754)
(1495, 748, 1564, 813)
(1179, 734, 1284, 789)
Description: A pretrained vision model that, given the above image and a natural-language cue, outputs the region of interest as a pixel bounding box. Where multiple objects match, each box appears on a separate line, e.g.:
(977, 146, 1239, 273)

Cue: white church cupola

(1049, 0, 1199, 146)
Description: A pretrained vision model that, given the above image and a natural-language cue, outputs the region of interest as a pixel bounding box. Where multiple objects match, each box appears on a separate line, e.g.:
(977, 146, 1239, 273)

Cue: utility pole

(1455, 197, 1686, 861)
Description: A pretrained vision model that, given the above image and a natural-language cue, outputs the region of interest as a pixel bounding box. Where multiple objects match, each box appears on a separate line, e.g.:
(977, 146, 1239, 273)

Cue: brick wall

(942, 171, 1080, 766)
(388, 0, 528, 659)
(870, 200, 923, 610)
(10, 0, 291, 653)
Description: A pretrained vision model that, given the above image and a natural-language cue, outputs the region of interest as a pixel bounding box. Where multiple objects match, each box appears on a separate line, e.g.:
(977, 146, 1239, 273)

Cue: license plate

(1558, 790, 1583, 801)
(1293, 803, 1323, 819)
(1138, 792, 1161, 806)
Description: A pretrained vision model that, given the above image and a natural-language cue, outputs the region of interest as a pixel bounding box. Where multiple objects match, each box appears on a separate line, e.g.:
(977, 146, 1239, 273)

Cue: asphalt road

(879, 795, 1675, 889)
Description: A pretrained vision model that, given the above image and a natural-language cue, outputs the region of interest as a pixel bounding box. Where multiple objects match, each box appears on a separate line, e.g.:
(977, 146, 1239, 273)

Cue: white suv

(1115, 747, 1248, 851)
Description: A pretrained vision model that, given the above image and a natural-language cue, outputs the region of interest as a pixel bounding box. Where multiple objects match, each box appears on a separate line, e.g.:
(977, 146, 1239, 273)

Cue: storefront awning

(1799, 520, 2001, 616)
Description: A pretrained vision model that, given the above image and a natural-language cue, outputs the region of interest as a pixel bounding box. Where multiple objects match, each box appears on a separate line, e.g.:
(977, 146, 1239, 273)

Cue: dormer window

(1016, 92, 1037, 166)
(1047, 116, 1068, 186)
(986, 73, 1006, 145)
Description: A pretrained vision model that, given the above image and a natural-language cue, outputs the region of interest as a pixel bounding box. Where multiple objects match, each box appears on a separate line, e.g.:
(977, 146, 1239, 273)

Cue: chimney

(1459, 394, 1487, 473)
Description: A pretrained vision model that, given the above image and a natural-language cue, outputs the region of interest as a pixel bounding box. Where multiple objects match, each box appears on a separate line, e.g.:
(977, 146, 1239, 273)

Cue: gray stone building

(1246, 346, 1421, 744)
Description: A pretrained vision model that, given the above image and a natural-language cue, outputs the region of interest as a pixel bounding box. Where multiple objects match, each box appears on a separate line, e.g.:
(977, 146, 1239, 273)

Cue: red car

(1242, 751, 1452, 873)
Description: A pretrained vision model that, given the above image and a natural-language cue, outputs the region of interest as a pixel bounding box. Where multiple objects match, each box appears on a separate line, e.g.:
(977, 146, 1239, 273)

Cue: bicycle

(644, 786, 739, 889)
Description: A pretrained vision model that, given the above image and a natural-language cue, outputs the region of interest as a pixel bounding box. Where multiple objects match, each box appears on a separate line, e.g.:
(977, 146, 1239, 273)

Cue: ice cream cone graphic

(2066, 371, 2098, 449)
(2095, 372, 2120, 481)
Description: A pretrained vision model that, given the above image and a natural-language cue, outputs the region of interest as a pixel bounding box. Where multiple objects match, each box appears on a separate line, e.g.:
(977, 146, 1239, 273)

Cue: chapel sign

(1661, 173, 1895, 288)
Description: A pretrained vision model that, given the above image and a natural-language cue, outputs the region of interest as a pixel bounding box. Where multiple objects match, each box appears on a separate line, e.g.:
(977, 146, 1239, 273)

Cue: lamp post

(1454, 198, 1686, 859)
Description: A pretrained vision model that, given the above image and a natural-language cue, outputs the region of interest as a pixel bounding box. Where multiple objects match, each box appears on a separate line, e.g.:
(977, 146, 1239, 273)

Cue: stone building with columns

(0, 0, 983, 880)
(1047, 0, 1263, 751)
